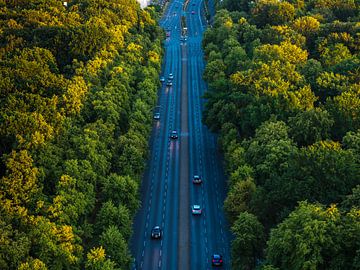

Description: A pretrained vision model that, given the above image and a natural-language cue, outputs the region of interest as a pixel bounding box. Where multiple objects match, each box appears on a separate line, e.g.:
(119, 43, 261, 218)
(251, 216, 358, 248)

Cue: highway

(131, 0, 230, 269)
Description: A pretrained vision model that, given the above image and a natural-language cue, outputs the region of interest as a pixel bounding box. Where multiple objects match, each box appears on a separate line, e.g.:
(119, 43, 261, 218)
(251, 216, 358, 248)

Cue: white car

(192, 205, 202, 215)
(153, 112, 160, 120)
(168, 73, 174, 80)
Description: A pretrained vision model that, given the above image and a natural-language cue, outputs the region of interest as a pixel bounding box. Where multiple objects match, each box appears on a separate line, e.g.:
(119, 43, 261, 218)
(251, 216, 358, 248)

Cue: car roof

(194, 175, 200, 178)
(153, 226, 160, 229)
(193, 205, 200, 208)
(213, 254, 221, 258)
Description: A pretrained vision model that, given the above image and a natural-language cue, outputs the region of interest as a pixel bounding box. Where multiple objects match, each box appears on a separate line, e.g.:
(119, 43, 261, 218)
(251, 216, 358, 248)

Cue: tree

(95, 201, 132, 241)
(17, 259, 48, 270)
(0, 150, 39, 206)
(266, 202, 360, 270)
(231, 212, 265, 270)
(288, 108, 334, 146)
(102, 174, 139, 213)
(224, 177, 256, 225)
(99, 226, 131, 268)
(252, 0, 295, 27)
(85, 247, 116, 270)
(244, 120, 296, 185)
(292, 16, 320, 37)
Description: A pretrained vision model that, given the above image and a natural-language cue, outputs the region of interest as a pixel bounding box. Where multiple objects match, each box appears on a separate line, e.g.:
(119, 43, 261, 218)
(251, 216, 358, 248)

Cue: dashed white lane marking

(143, 241, 146, 247)
(159, 260, 162, 268)
(142, 250, 144, 257)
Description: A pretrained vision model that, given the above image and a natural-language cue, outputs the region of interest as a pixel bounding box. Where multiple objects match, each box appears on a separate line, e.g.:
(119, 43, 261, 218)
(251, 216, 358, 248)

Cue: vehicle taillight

(220, 259, 223, 262)
(212, 260, 215, 262)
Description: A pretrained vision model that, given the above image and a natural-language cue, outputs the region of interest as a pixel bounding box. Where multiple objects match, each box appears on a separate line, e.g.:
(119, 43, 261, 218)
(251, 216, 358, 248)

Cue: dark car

(166, 80, 173, 87)
(170, 130, 178, 139)
(151, 226, 162, 239)
(191, 10, 195, 14)
(211, 254, 223, 266)
(192, 175, 202, 184)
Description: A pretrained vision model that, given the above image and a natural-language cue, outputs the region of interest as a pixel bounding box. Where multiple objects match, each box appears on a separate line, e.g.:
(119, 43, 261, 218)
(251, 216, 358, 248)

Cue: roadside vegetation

(202, 0, 360, 269)
(0, 0, 163, 269)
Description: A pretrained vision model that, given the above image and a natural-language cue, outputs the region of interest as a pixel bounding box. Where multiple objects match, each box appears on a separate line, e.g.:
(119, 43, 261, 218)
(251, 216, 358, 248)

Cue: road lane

(187, 0, 231, 269)
(131, 0, 230, 268)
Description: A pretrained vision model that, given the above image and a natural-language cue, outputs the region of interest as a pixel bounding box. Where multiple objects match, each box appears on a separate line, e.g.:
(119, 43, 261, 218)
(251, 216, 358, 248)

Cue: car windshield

(213, 255, 220, 259)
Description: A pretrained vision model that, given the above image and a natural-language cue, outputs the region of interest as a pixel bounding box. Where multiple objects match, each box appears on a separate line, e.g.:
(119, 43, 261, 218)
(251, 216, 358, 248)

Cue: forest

(202, 0, 360, 269)
(0, 0, 163, 269)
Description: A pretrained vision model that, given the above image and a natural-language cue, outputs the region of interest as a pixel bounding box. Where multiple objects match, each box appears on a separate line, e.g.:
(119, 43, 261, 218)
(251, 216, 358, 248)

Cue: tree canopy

(0, 0, 163, 268)
(204, 0, 360, 268)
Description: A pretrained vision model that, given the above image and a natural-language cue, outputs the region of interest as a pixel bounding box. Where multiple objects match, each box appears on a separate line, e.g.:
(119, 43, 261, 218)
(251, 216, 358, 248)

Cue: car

(192, 204, 202, 215)
(192, 175, 202, 184)
(153, 112, 160, 120)
(170, 130, 178, 139)
(211, 254, 223, 266)
(151, 226, 162, 239)
(160, 76, 165, 82)
(191, 10, 195, 14)
(166, 32, 170, 37)
(168, 73, 174, 80)
(166, 80, 173, 87)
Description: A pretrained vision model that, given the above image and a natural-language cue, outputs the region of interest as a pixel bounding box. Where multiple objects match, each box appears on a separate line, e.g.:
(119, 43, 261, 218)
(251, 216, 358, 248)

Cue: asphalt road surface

(131, 0, 230, 269)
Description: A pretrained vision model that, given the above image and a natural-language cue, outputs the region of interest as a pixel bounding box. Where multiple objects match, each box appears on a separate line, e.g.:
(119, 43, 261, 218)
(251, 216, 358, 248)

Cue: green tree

(99, 226, 131, 268)
(231, 212, 265, 270)
(224, 177, 256, 225)
(266, 202, 360, 270)
(288, 108, 334, 146)
(102, 174, 139, 213)
(95, 201, 132, 241)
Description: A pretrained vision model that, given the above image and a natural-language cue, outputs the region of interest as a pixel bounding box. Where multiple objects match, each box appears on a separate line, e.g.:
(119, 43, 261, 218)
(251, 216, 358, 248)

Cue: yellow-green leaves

(0, 150, 38, 206)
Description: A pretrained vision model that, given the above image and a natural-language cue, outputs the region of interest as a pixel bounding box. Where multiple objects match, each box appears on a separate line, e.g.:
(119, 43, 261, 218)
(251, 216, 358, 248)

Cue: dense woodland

(0, 0, 163, 269)
(202, 0, 360, 269)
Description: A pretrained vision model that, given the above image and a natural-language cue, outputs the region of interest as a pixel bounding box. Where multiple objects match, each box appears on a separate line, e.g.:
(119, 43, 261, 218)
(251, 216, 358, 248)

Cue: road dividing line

(178, 42, 190, 270)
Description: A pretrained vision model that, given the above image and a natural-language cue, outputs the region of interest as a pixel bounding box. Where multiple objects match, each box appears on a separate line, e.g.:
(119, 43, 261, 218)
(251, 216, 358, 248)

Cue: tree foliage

(204, 0, 360, 267)
(0, 0, 163, 268)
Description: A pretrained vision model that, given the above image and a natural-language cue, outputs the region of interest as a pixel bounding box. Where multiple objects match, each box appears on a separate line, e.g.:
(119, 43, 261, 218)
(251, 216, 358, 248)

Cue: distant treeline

(202, 0, 359, 269)
(0, 0, 163, 269)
